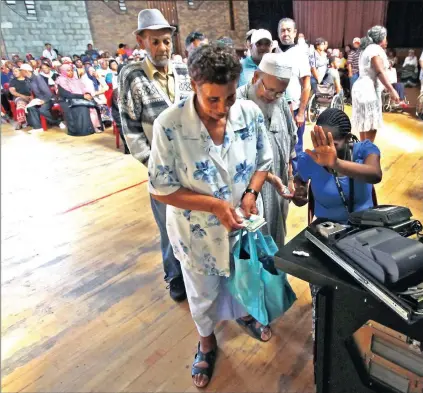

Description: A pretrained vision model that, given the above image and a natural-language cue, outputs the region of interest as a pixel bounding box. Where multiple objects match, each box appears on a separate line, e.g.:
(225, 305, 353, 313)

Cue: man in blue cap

(118, 9, 192, 302)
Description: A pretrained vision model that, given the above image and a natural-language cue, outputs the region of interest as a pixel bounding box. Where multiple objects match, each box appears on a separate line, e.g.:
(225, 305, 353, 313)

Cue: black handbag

(68, 98, 97, 108)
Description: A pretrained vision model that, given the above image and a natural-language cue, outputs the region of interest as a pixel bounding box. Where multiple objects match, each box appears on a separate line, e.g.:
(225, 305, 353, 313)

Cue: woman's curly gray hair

(188, 44, 242, 85)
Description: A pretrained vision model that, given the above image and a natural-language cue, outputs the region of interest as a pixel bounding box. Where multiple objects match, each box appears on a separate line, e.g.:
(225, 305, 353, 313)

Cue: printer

(305, 205, 423, 322)
(335, 227, 423, 284)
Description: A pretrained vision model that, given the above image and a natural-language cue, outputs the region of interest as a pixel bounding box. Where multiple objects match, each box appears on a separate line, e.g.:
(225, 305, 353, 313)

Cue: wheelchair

(381, 89, 409, 113)
(416, 92, 423, 121)
(307, 84, 344, 123)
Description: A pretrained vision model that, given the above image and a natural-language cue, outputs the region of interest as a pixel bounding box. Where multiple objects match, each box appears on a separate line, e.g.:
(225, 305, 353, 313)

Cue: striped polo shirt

(347, 49, 361, 75)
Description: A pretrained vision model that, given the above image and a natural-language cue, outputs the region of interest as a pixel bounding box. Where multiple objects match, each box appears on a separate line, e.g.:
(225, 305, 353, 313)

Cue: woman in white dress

(351, 26, 399, 142)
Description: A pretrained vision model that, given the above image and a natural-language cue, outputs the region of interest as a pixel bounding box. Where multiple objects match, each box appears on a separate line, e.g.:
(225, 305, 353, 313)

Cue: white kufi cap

(258, 53, 292, 80)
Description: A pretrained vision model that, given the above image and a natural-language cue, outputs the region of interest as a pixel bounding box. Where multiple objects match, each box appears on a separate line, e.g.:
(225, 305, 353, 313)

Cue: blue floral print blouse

(148, 94, 273, 276)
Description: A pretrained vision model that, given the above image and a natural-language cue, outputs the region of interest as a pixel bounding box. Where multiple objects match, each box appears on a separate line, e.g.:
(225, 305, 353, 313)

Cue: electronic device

(316, 221, 349, 241)
(335, 227, 423, 284)
(305, 220, 423, 322)
(349, 205, 412, 227)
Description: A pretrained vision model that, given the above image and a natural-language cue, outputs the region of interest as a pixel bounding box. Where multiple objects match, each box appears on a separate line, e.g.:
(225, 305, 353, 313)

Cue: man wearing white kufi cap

(237, 52, 298, 249)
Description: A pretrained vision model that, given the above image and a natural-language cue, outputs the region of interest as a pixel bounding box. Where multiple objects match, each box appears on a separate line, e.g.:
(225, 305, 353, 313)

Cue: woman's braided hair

(316, 108, 358, 142)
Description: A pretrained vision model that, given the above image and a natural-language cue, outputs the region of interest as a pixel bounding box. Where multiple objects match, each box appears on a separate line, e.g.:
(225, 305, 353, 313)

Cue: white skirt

(351, 76, 383, 132)
(181, 262, 248, 337)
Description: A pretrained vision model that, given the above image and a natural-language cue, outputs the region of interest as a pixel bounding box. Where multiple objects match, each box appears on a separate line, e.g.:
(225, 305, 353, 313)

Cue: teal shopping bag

(229, 230, 297, 326)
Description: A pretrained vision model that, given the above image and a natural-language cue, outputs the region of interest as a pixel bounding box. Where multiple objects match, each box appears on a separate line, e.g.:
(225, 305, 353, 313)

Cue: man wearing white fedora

(118, 9, 192, 302)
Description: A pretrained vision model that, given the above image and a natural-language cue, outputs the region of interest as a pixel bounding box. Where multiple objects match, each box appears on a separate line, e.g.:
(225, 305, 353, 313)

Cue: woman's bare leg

(193, 333, 217, 388)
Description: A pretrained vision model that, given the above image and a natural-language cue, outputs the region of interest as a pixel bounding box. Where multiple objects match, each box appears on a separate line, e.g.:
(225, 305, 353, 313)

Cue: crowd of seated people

(1, 36, 422, 141)
(0, 41, 155, 143)
(1, 41, 172, 155)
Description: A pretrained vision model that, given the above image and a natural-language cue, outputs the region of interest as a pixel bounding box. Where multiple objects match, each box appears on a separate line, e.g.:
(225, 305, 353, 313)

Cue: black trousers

(26, 101, 60, 129)
(111, 98, 128, 151)
(1, 93, 12, 115)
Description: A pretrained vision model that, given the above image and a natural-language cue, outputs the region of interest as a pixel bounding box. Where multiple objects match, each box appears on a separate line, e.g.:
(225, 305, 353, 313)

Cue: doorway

(248, 0, 293, 40)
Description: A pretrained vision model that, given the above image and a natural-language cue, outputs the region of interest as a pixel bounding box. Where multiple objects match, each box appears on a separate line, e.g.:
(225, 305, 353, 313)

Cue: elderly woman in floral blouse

(148, 44, 273, 388)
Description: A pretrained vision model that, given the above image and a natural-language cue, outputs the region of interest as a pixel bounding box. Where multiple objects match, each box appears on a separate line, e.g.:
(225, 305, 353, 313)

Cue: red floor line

(60, 179, 148, 214)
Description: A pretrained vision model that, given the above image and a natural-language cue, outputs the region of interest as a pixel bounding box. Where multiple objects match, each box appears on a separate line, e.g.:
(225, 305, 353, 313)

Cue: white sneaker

(29, 128, 44, 134)
(59, 122, 66, 130)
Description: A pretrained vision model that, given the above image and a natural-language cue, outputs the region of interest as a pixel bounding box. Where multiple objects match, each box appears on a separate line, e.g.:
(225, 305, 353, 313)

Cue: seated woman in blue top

(292, 108, 382, 223)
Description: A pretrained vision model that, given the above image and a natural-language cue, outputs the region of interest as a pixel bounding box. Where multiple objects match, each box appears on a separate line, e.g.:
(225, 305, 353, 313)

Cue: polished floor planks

(1, 102, 422, 392)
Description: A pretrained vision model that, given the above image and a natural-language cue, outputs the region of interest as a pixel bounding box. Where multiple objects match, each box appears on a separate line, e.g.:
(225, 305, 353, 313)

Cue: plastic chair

(105, 83, 113, 108)
(113, 121, 120, 149)
(40, 115, 48, 131)
(105, 85, 120, 150)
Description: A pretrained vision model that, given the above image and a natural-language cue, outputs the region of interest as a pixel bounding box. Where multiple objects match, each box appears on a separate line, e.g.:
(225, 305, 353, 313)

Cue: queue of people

(113, 8, 406, 389)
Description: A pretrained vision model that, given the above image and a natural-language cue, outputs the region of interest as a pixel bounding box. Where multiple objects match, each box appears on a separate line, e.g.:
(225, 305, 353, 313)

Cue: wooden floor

(1, 100, 423, 393)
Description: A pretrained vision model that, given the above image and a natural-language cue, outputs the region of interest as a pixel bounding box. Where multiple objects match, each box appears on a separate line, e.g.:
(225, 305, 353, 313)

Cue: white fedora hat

(133, 9, 176, 36)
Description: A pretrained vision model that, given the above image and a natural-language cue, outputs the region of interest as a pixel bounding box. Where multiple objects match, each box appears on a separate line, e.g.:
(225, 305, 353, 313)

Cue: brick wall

(0, 0, 250, 59)
(176, 1, 249, 52)
(0, 0, 92, 58)
(85, 0, 148, 55)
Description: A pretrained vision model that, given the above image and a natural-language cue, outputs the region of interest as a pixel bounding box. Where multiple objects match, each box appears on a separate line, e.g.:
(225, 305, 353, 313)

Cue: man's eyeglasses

(260, 79, 283, 98)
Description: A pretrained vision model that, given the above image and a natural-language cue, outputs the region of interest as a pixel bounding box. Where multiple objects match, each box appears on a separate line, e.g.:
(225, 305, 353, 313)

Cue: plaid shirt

(347, 49, 361, 75)
(118, 60, 192, 166)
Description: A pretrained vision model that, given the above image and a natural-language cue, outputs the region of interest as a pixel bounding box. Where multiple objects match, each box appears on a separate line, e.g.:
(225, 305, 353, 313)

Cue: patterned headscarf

(361, 25, 387, 50)
(56, 64, 88, 94)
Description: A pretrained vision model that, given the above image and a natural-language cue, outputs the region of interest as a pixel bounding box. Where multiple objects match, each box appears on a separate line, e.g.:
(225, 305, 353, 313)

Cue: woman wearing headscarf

(56, 64, 102, 136)
(81, 66, 109, 105)
(351, 26, 399, 143)
(81, 66, 111, 126)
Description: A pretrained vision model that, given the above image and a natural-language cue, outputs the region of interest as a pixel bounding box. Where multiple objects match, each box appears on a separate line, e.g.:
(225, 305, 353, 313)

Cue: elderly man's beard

(249, 83, 277, 121)
(145, 45, 172, 68)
